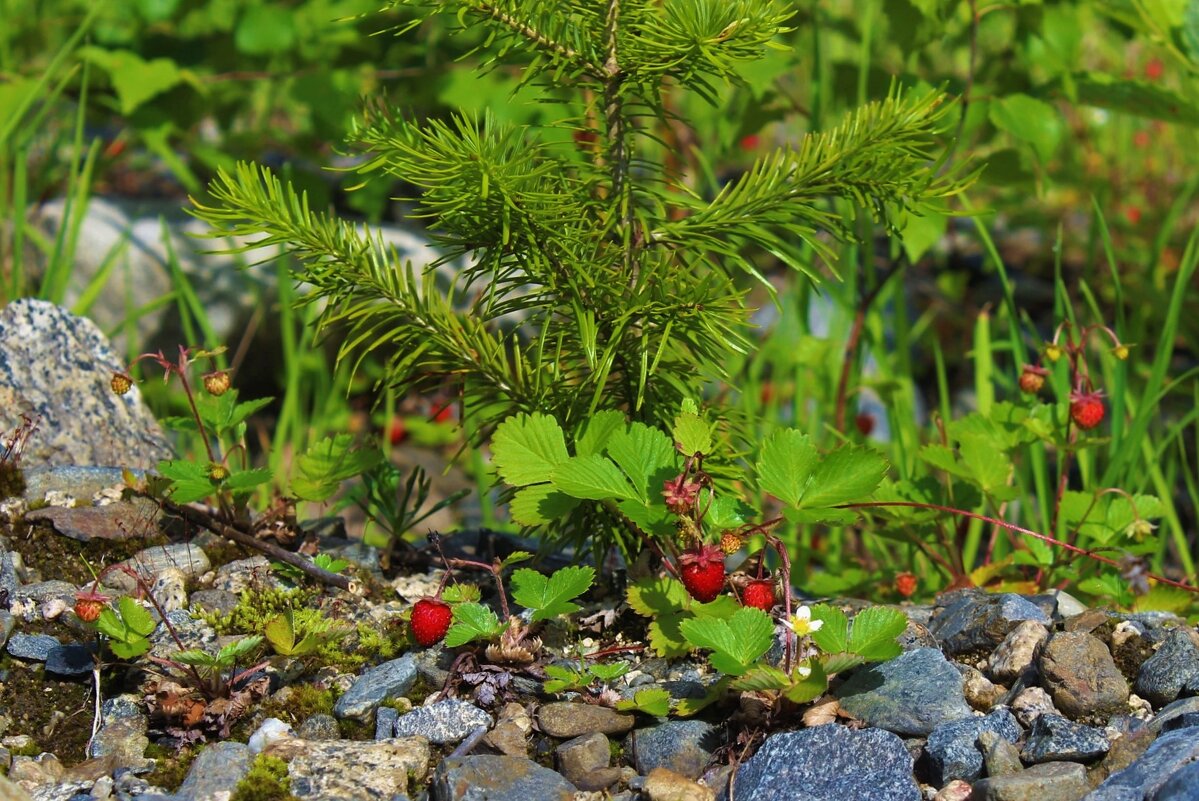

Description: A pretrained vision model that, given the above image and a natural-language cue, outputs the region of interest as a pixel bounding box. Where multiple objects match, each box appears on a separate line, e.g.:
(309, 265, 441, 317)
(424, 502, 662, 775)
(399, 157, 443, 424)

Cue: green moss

(0, 662, 115, 764)
(230, 755, 297, 801)
(198, 586, 316, 635)
(143, 745, 199, 791)
(0, 462, 26, 500)
(255, 684, 337, 726)
(7, 740, 41, 758)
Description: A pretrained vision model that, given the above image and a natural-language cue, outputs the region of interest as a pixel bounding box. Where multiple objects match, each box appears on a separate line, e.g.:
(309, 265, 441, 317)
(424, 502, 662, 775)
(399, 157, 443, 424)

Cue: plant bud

(208, 463, 230, 482)
(111, 373, 133, 395)
(203, 371, 231, 396)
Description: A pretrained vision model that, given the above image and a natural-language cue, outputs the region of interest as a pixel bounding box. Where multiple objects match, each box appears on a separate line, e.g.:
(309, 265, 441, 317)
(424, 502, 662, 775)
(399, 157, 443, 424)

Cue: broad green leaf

(264, 613, 296, 654)
(627, 577, 689, 617)
(990, 93, 1063, 162)
(173, 649, 218, 668)
(616, 687, 671, 717)
(606, 423, 677, 501)
(444, 603, 504, 647)
(216, 635, 263, 665)
(1186, 0, 1199, 62)
(702, 492, 754, 531)
(291, 434, 382, 502)
(847, 607, 907, 662)
(235, 4, 297, 55)
(821, 652, 866, 675)
(442, 584, 481, 603)
(118, 596, 156, 637)
(588, 662, 630, 682)
(900, 207, 947, 263)
(225, 467, 272, 495)
(757, 429, 819, 508)
(509, 485, 579, 526)
(551, 455, 637, 501)
(81, 48, 186, 114)
(226, 396, 275, 430)
(679, 607, 774, 676)
(691, 595, 742, 619)
(543, 665, 585, 694)
(674, 678, 728, 717)
(802, 446, 888, 509)
(809, 604, 849, 654)
(959, 437, 1013, 496)
(492, 413, 569, 486)
(672, 410, 713, 456)
(510, 566, 595, 621)
(500, 551, 534, 570)
(783, 660, 829, 704)
(649, 612, 693, 657)
(617, 499, 675, 538)
(575, 410, 626, 457)
(730, 664, 791, 692)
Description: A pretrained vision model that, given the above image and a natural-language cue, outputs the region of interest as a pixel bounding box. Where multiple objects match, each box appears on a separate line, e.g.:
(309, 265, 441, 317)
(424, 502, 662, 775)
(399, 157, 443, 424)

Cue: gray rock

(1021, 714, 1109, 764)
(374, 707, 399, 740)
(7, 633, 59, 661)
(979, 729, 1024, 777)
(187, 589, 239, 617)
(631, 719, 718, 780)
(556, 732, 609, 785)
(1152, 761, 1199, 801)
(1148, 697, 1199, 734)
(924, 707, 1021, 785)
(102, 544, 209, 594)
(972, 761, 1089, 801)
(717, 726, 919, 801)
(13, 581, 76, 606)
(1039, 632, 1129, 721)
(20, 466, 139, 503)
(930, 590, 1051, 655)
(45, 642, 97, 677)
(0, 612, 12, 649)
(176, 741, 252, 801)
(0, 552, 18, 602)
(0, 299, 172, 470)
(1011, 686, 1058, 727)
(1083, 725, 1199, 800)
(147, 610, 217, 659)
(988, 621, 1049, 682)
(264, 737, 430, 800)
(24, 500, 163, 543)
(1160, 712, 1199, 733)
(296, 713, 340, 741)
(1134, 628, 1199, 707)
(537, 702, 635, 739)
(573, 766, 623, 792)
(432, 755, 577, 801)
(836, 647, 973, 736)
(333, 655, 419, 719)
(392, 699, 491, 745)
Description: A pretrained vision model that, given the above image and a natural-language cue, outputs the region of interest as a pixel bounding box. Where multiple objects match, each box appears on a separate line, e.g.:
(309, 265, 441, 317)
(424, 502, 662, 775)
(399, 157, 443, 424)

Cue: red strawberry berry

(678, 545, 726, 603)
(74, 587, 109, 623)
(1018, 364, 1049, 395)
(895, 572, 918, 599)
(1070, 390, 1105, 431)
(742, 579, 776, 611)
(410, 598, 452, 646)
(854, 413, 875, 436)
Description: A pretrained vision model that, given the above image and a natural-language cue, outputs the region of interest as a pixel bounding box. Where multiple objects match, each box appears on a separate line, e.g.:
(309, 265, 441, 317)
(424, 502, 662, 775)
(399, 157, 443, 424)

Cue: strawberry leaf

(510, 565, 595, 621)
(672, 408, 713, 456)
(588, 662, 630, 682)
(800, 446, 888, 510)
(616, 687, 671, 717)
(606, 422, 676, 501)
(492, 413, 569, 487)
(783, 660, 829, 704)
(809, 604, 849, 654)
(847, 606, 908, 662)
(729, 664, 791, 692)
(757, 429, 819, 508)
(550, 455, 638, 501)
(291, 434, 382, 502)
(575, 410, 626, 457)
(679, 607, 773, 676)
(509, 484, 579, 525)
(627, 577, 689, 617)
(649, 611, 693, 657)
(445, 602, 504, 647)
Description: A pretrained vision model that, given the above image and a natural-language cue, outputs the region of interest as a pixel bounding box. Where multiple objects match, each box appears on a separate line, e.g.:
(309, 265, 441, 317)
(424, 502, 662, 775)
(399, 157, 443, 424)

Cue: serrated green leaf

(802, 446, 888, 509)
(108, 636, 150, 660)
(225, 467, 273, 494)
(551, 455, 637, 501)
(501, 551, 534, 570)
(783, 660, 828, 703)
(729, 664, 791, 692)
(217, 635, 263, 665)
(543, 664, 586, 694)
(575, 410, 626, 457)
(679, 607, 773, 676)
(445, 602, 504, 647)
(702, 492, 753, 531)
(648, 612, 693, 657)
(607, 423, 677, 501)
(119, 596, 156, 636)
(493, 413, 569, 487)
(510, 565, 594, 621)
(757, 429, 819, 508)
(588, 662, 629, 682)
(821, 652, 866, 675)
(627, 577, 690, 617)
(616, 499, 675, 538)
(691, 595, 742, 619)
(441, 584, 481, 604)
(291, 434, 382, 502)
(81, 48, 185, 114)
(672, 411, 713, 456)
(313, 554, 348, 574)
(809, 604, 849, 654)
(627, 687, 671, 716)
(958, 437, 1012, 496)
(847, 607, 907, 662)
(264, 613, 296, 654)
(990, 93, 1063, 162)
(509, 484, 579, 525)
(173, 648, 217, 668)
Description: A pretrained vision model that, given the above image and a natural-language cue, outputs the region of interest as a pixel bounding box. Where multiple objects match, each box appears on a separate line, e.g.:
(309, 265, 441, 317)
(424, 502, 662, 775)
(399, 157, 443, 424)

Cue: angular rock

(716, 726, 920, 801)
(556, 732, 609, 785)
(432, 755, 577, 801)
(643, 767, 715, 801)
(248, 719, 295, 754)
(392, 699, 491, 745)
(1011, 687, 1057, 727)
(1038, 632, 1129, 721)
(1148, 696, 1199, 734)
(632, 720, 718, 780)
(374, 707, 399, 741)
(1133, 627, 1199, 707)
(575, 766, 623, 792)
(87, 695, 149, 769)
(971, 761, 1089, 801)
(102, 543, 209, 593)
(482, 704, 532, 758)
(978, 729, 1023, 777)
(23, 499, 163, 543)
(333, 655, 418, 720)
(1021, 714, 1109, 764)
(537, 702, 635, 738)
(1153, 761, 1199, 801)
(933, 779, 973, 801)
(265, 737, 430, 800)
(988, 621, 1049, 682)
(297, 713, 340, 741)
(960, 665, 1006, 711)
(6, 633, 58, 662)
(930, 590, 1051, 656)
(924, 707, 1021, 785)
(1084, 726, 1199, 800)
(176, 741, 252, 801)
(0, 299, 172, 470)
(45, 642, 97, 677)
(836, 647, 973, 736)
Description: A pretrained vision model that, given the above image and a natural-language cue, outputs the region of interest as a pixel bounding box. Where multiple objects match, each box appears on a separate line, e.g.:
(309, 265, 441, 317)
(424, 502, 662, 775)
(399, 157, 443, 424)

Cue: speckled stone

(631, 720, 719, 780)
(0, 299, 172, 470)
(1134, 627, 1199, 707)
(101, 543, 209, 593)
(924, 707, 1021, 785)
(930, 590, 1052, 656)
(392, 699, 491, 745)
(432, 755, 577, 801)
(836, 647, 973, 736)
(333, 655, 419, 720)
(1038, 632, 1129, 721)
(176, 741, 251, 801)
(1022, 714, 1109, 764)
(1085, 725, 1199, 800)
(6, 633, 58, 661)
(265, 737, 430, 800)
(971, 761, 1089, 801)
(537, 703, 636, 739)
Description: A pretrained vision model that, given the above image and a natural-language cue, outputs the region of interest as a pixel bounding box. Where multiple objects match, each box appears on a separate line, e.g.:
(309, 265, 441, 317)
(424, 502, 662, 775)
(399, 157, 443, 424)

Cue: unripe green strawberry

(203, 371, 231, 396)
(111, 373, 133, 395)
(410, 598, 452, 646)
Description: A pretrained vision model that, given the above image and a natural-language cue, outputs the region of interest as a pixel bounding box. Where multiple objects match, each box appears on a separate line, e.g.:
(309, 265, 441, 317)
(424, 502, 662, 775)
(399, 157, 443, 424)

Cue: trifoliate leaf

(551, 455, 638, 501)
(821, 652, 866, 675)
(757, 430, 819, 508)
(588, 662, 630, 682)
(672, 410, 713, 456)
(492, 413, 570, 487)
(575, 410, 626, 457)
(783, 660, 828, 704)
(616, 687, 671, 717)
(509, 484, 579, 526)
(291, 434, 383, 502)
(156, 459, 216, 503)
(809, 604, 849, 654)
(543, 664, 586, 694)
(264, 613, 297, 654)
(118, 596, 155, 637)
(627, 577, 690, 617)
(730, 664, 791, 692)
(445, 602, 504, 647)
(616, 499, 675, 538)
(510, 565, 595, 621)
(847, 606, 907, 662)
(679, 607, 774, 676)
(607, 423, 677, 501)
(225, 467, 273, 495)
(802, 446, 888, 509)
(441, 584, 481, 604)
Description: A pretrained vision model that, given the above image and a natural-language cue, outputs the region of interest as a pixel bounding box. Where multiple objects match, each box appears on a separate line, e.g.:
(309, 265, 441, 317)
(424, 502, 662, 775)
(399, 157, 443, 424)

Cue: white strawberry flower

(785, 605, 824, 637)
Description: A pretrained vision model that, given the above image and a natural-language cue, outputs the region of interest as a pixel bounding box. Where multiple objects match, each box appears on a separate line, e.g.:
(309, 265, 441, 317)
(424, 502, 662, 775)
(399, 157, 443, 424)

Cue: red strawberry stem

(428, 533, 512, 619)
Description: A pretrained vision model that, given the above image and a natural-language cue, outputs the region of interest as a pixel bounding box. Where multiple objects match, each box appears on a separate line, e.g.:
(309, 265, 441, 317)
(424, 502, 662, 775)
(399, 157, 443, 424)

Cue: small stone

(392, 699, 491, 745)
(188, 589, 239, 616)
(1152, 760, 1199, 801)
(1134, 627, 1199, 707)
(632, 720, 718, 780)
(930, 591, 1051, 656)
(924, 707, 1021, 785)
(375, 707, 399, 741)
(432, 755, 577, 801)
(960, 665, 1006, 711)
(978, 729, 1023, 777)
(1020, 714, 1109, 764)
(1038, 632, 1129, 721)
(45, 642, 97, 677)
(333, 655, 418, 719)
(248, 718, 294, 754)
(483, 720, 530, 757)
(1011, 687, 1057, 727)
(988, 621, 1049, 682)
(556, 733, 609, 784)
(296, 713, 339, 741)
(643, 767, 714, 801)
(6, 633, 59, 661)
(103, 543, 209, 594)
(969, 761, 1088, 801)
(176, 741, 252, 801)
(836, 647, 973, 736)
(574, 766, 623, 792)
(716, 726, 919, 801)
(1047, 590, 1088, 619)
(1085, 725, 1199, 800)
(933, 779, 972, 801)
(537, 702, 635, 739)
(265, 737, 430, 800)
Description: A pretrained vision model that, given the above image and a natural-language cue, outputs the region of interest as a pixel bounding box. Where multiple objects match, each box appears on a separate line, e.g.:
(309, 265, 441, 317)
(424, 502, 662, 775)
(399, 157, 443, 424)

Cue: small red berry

(1145, 58, 1164, 81)
(741, 579, 776, 611)
(388, 418, 407, 446)
(1125, 205, 1142, 225)
(739, 134, 761, 151)
(74, 588, 108, 623)
(1133, 130, 1151, 149)
(895, 572, 918, 599)
(1018, 364, 1049, 395)
(854, 413, 875, 436)
(678, 545, 726, 603)
(431, 401, 453, 424)
(410, 598, 452, 647)
(1070, 390, 1105, 431)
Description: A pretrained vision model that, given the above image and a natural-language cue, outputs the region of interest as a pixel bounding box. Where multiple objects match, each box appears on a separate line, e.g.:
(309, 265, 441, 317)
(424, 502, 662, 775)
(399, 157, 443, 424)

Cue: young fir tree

(192, 0, 969, 556)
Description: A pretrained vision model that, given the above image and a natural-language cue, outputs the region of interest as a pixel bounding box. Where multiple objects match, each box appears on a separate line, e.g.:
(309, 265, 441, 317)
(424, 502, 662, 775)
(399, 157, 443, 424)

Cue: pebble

(296, 713, 340, 741)
(101, 544, 209, 594)
(1020, 714, 1109, 764)
(6, 633, 59, 661)
(391, 699, 492, 744)
(44, 642, 96, 677)
(632, 720, 718, 780)
(333, 654, 419, 720)
(1086, 725, 1199, 800)
(1010, 686, 1057, 727)
(988, 621, 1049, 682)
(930, 590, 1051, 655)
(1133, 627, 1199, 707)
(247, 718, 294, 754)
(1038, 632, 1129, 721)
(836, 647, 973, 736)
(643, 767, 714, 801)
(431, 755, 577, 801)
(175, 741, 251, 801)
(265, 737, 430, 800)
(970, 761, 1088, 801)
(978, 729, 1023, 777)
(556, 732, 609, 784)
(924, 707, 1021, 785)
(537, 702, 635, 738)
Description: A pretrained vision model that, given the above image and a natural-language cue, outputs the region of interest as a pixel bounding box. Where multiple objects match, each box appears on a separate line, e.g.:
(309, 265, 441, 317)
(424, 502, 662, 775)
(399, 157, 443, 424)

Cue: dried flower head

(110, 373, 133, 395)
(203, 371, 231, 396)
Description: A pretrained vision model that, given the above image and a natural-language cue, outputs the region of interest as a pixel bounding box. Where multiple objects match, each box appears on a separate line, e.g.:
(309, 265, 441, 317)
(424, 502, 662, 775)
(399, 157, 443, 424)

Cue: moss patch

(142, 744, 199, 791)
(230, 754, 297, 801)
